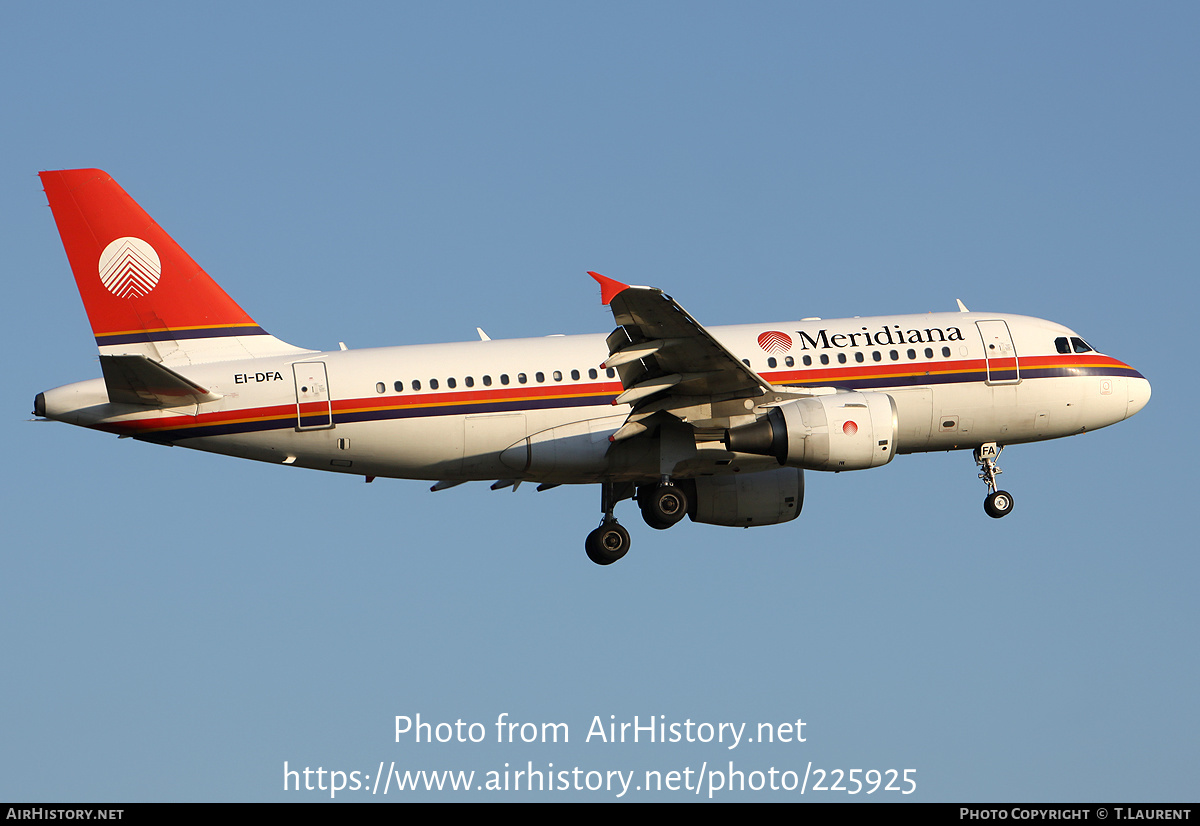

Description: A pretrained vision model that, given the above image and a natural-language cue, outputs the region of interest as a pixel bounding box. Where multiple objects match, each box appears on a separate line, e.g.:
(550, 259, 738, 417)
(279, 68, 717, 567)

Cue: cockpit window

(1071, 337, 1093, 354)
(1055, 336, 1071, 355)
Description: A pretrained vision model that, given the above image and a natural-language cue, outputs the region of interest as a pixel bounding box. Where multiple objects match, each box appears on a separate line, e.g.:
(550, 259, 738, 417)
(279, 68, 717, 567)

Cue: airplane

(33, 169, 1151, 565)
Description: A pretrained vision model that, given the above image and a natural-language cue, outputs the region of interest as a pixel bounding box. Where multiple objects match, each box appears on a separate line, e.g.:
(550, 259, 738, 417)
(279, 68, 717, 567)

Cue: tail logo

(98, 237, 161, 299)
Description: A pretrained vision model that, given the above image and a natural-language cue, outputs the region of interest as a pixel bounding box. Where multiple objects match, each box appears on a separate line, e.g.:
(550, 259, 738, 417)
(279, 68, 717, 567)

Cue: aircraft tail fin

(40, 169, 310, 366)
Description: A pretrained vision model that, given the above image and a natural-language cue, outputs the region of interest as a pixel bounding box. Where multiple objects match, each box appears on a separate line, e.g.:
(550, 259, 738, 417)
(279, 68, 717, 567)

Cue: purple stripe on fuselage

(96, 326, 269, 346)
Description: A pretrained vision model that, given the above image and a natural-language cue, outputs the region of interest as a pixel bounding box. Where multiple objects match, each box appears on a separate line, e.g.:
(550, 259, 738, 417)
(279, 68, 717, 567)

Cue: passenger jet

(33, 169, 1151, 564)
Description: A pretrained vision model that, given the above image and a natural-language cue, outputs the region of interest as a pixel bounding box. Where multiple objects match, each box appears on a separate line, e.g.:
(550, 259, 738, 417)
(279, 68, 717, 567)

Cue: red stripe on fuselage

(96, 354, 1137, 438)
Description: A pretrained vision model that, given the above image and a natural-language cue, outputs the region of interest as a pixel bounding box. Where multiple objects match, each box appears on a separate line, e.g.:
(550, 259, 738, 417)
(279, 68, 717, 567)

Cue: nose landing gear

(984, 489, 1014, 518)
(975, 443, 1014, 518)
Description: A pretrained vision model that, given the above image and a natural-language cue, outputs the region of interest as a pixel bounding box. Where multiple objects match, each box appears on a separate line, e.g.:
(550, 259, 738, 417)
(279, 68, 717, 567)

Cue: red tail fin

(40, 169, 306, 364)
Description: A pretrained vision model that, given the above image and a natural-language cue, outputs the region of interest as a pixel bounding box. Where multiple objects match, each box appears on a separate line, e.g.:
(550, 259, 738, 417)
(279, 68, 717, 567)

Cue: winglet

(588, 271, 629, 305)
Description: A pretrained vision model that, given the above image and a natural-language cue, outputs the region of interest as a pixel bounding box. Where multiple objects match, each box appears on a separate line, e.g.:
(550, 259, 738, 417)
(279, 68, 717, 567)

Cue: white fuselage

(39, 311, 1150, 485)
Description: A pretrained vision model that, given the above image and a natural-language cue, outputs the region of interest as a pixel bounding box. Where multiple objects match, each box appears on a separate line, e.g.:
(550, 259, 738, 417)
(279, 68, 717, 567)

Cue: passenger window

(855, 352, 864, 363)
(820, 354, 829, 365)
(1055, 336, 1071, 355)
(376, 382, 386, 394)
(837, 353, 847, 364)
(571, 369, 580, 380)
(924, 347, 933, 359)
(394, 381, 403, 392)
(872, 351, 882, 362)
(785, 357, 794, 367)
(588, 368, 598, 379)
(465, 376, 474, 387)
(553, 371, 563, 382)
(429, 378, 439, 390)
(802, 355, 812, 366)
(606, 368, 616, 378)
(447, 378, 456, 389)
(412, 379, 422, 391)
(482, 376, 492, 387)
(907, 349, 916, 359)
(517, 373, 527, 384)
(889, 350, 899, 361)
(742, 359, 751, 367)
(941, 346, 951, 358)
(768, 357, 777, 368)
(536, 372, 545, 383)
(500, 374, 510, 385)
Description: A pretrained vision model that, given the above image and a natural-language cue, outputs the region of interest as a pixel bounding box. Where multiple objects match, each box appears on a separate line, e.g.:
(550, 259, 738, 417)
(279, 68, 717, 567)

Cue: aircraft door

(890, 387, 933, 452)
(976, 320, 1020, 385)
(293, 361, 333, 430)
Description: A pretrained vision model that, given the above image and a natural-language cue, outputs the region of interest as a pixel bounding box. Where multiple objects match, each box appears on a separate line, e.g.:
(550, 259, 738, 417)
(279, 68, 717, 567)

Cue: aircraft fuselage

(33, 168, 1151, 564)
(38, 311, 1149, 484)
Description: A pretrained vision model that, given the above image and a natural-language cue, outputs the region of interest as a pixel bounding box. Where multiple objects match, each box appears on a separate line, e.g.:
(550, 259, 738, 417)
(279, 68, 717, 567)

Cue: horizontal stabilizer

(99, 355, 222, 407)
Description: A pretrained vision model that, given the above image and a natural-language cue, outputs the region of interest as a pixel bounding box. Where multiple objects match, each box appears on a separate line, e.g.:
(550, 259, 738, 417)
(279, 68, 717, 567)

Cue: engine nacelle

(724, 391, 898, 471)
(689, 467, 804, 527)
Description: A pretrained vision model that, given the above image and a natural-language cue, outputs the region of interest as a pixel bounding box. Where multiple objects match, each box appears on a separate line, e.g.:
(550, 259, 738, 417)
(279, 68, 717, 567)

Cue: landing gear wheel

(641, 484, 688, 530)
(585, 522, 630, 565)
(975, 444, 1015, 520)
(640, 497, 670, 530)
(984, 490, 1014, 519)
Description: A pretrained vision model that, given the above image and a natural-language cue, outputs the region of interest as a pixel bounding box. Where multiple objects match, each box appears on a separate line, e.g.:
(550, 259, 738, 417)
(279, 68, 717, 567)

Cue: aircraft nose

(1126, 376, 1151, 419)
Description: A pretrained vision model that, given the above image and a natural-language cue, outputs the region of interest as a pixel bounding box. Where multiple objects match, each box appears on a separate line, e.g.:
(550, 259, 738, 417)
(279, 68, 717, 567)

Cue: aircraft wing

(591, 272, 787, 439)
(593, 272, 772, 399)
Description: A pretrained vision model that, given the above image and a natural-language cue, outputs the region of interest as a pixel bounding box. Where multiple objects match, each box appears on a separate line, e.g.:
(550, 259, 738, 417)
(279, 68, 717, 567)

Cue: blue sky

(2, 2, 1196, 801)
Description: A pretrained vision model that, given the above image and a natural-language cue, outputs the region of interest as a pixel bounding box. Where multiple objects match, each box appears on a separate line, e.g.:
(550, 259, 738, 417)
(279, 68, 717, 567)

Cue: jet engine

(724, 391, 898, 471)
(688, 467, 804, 527)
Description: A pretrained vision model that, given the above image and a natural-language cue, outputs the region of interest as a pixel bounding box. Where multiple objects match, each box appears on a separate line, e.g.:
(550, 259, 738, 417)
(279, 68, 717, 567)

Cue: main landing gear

(585, 481, 633, 566)
(584, 479, 692, 565)
(975, 443, 1014, 519)
(638, 478, 689, 530)
(585, 521, 630, 566)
